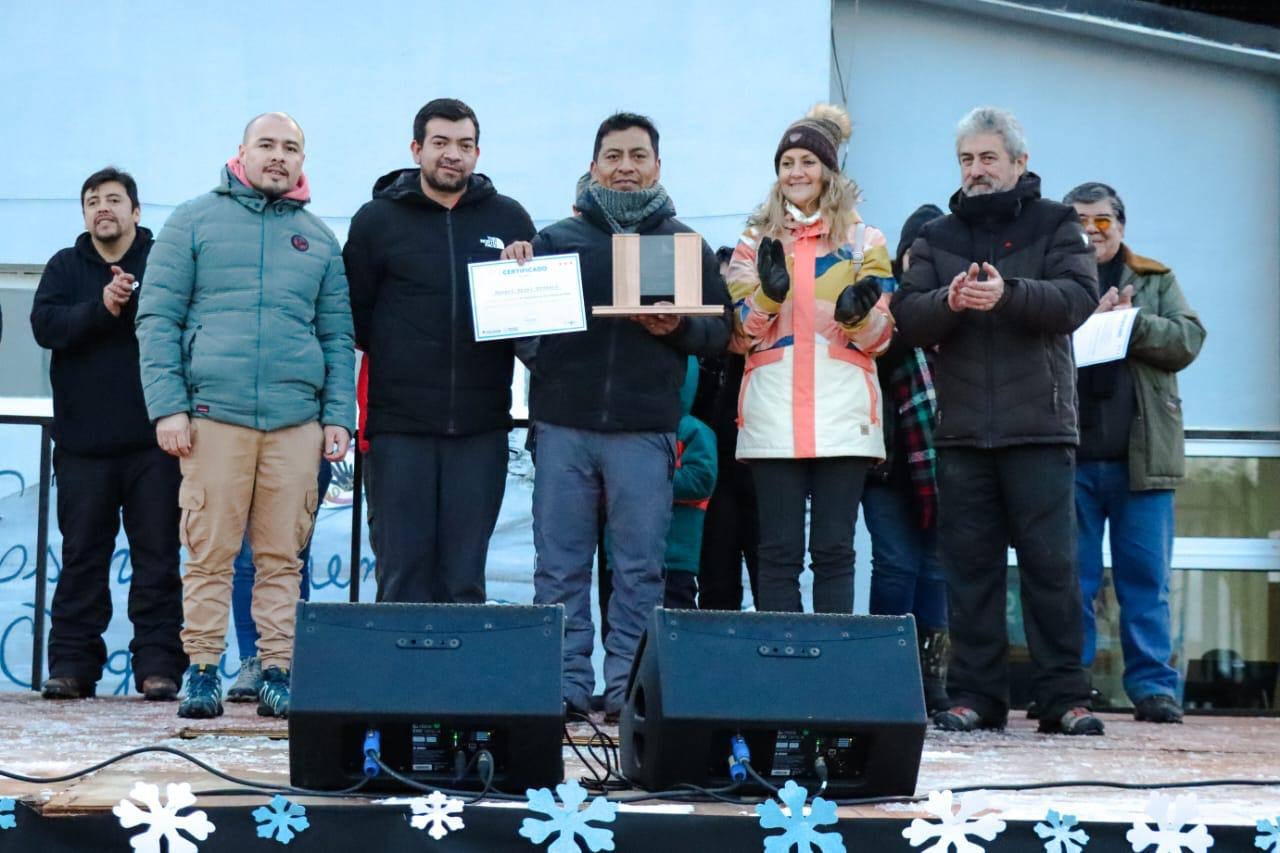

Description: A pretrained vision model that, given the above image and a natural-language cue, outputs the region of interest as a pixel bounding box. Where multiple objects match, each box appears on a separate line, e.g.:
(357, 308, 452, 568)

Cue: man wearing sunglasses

(1063, 182, 1205, 725)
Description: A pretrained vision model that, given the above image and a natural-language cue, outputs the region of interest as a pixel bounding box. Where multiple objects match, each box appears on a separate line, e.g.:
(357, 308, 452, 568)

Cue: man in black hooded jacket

(344, 98, 535, 604)
(30, 167, 185, 701)
(892, 107, 1102, 735)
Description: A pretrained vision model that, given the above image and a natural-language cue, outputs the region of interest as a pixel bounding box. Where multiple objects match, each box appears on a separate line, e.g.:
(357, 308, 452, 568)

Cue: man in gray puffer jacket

(137, 112, 354, 720)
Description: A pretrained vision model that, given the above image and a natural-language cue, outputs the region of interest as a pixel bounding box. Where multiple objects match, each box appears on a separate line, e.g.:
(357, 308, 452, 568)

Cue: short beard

(424, 166, 468, 193)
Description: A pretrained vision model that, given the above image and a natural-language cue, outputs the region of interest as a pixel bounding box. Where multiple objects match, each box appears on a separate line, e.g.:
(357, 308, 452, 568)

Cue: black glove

(834, 278, 882, 325)
(756, 237, 790, 305)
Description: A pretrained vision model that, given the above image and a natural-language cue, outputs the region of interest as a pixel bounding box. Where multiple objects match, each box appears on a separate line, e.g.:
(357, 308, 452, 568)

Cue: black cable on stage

(7, 743, 1280, 811)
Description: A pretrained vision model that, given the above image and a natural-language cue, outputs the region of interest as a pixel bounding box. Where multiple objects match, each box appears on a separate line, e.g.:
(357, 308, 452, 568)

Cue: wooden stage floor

(1, 693, 1278, 828)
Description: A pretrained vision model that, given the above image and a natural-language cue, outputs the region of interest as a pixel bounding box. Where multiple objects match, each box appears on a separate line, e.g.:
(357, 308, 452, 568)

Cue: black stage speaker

(289, 602, 564, 793)
(620, 608, 926, 797)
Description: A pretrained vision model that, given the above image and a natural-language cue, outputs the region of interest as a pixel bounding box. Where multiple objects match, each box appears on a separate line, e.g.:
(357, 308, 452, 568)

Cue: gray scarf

(583, 181, 672, 233)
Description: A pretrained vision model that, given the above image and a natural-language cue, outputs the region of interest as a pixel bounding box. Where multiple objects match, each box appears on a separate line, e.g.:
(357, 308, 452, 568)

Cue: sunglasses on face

(1079, 215, 1115, 232)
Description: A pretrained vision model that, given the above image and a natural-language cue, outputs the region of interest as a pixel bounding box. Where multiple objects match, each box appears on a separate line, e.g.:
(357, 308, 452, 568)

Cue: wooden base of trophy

(591, 232, 723, 316)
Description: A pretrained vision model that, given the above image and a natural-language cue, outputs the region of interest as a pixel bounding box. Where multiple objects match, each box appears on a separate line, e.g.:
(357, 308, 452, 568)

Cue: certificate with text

(467, 253, 587, 342)
(1073, 306, 1140, 367)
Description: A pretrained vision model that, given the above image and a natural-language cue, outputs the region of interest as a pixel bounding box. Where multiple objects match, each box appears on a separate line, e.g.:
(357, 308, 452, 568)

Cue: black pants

(663, 571, 698, 609)
(49, 446, 185, 689)
(937, 445, 1092, 723)
(370, 430, 508, 603)
(750, 457, 870, 614)
(697, 457, 759, 610)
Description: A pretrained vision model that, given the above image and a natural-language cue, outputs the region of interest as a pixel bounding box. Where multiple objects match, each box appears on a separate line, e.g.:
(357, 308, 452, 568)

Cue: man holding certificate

(1063, 181, 1205, 725)
(344, 98, 535, 604)
(501, 112, 732, 720)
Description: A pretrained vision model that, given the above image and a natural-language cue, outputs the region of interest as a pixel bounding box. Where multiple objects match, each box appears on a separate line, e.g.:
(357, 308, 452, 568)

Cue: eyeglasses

(1078, 215, 1115, 232)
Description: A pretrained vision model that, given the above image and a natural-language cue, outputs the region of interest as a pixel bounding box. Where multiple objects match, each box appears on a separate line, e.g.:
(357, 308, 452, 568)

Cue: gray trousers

(531, 421, 674, 713)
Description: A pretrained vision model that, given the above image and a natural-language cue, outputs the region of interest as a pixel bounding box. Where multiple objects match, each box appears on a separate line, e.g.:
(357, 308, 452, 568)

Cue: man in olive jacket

(137, 113, 355, 720)
(892, 107, 1101, 735)
(1064, 182, 1205, 724)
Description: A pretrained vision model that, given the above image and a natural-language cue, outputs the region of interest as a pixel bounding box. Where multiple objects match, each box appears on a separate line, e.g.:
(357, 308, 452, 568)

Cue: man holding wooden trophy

(496, 112, 731, 720)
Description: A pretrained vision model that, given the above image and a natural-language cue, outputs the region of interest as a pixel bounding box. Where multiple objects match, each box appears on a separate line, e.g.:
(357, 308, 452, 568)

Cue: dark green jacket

(137, 167, 355, 431)
(1117, 248, 1205, 490)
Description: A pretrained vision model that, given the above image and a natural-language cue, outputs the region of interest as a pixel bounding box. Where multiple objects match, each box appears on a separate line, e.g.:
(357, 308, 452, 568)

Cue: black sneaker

(257, 666, 291, 718)
(1040, 706, 1105, 735)
(1133, 694, 1183, 724)
(177, 664, 224, 719)
(933, 706, 1003, 732)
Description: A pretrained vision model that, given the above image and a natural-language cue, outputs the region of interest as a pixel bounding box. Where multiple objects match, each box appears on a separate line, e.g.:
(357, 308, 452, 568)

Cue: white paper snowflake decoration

(518, 779, 618, 852)
(113, 781, 216, 853)
(253, 795, 309, 844)
(902, 790, 1007, 853)
(1257, 817, 1280, 853)
(1125, 793, 1213, 853)
(1035, 809, 1090, 853)
(410, 790, 466, 841)
(0, 796, 15, 830)
(755, 779, 846, 853)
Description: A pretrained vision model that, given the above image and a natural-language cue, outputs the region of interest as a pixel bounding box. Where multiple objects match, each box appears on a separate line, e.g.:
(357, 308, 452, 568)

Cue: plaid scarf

(889, 347, 939, 529)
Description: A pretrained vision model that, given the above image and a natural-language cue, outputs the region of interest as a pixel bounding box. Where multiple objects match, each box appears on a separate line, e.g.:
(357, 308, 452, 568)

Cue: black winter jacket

(344, 171, 536, 438)
(30, 228, 157, 455)
(890, 174, 1098, 448)
(529, 193, 732, 432)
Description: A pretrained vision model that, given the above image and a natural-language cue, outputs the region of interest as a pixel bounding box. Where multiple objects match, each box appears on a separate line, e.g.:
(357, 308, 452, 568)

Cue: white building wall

(832, 0, 1280, 431)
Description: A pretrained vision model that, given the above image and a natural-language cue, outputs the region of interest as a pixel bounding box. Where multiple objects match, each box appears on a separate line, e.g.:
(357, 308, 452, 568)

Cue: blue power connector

(363, 728, 382, 777)
(728, 733, 751, 783)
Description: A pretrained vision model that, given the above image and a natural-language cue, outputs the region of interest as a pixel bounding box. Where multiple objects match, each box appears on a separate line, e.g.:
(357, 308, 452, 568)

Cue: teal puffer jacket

(137, 168, 354, 432)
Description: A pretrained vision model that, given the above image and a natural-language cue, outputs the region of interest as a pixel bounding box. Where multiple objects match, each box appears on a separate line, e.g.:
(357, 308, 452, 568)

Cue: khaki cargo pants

(178, 419, 322, 670)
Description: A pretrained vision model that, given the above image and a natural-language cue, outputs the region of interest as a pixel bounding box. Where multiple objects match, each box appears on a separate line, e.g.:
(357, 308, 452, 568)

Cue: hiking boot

(933, 706, 1002, 732)
(918, 627, 951, 715)
(177, 664, 223, 719)
(41, 675, 96, 699)
(258, 666, 291, 718)
(1040, 706, 1105, 735)
(226, 656, 262, 703)
(141, 675, 179, 701)
(1133, 694, 1183, 724)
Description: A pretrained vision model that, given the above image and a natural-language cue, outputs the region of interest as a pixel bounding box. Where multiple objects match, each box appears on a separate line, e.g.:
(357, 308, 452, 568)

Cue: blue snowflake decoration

(519, 779, 618, 852)
(252, 795, 309, 845)
(1034, 810, 1089, 853)
(756, 780, 846, 853)
(1257, 816, 1280, 853)
(0, 797, 15, 830)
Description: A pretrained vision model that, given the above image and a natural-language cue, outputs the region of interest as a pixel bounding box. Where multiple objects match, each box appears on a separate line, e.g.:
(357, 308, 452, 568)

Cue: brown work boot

(142, 675, 180, 701)
(41, 675, 96, 699)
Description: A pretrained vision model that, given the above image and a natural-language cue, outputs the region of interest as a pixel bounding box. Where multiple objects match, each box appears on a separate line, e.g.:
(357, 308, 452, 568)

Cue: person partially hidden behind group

(727, 103, 895, 615)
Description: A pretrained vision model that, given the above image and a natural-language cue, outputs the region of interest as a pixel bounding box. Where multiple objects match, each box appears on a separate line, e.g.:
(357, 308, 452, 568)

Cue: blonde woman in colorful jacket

(728, 104, 895, 614)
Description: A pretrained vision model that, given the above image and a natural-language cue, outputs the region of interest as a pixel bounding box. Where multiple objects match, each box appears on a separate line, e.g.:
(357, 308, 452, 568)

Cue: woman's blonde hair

(749, 104, 862, 244)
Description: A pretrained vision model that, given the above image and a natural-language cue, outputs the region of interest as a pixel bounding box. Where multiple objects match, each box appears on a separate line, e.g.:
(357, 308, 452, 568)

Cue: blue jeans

(1075, 460, 1178, 702)
(231, 460, 332, 658)
(863, 480, 947, 629)
(531, 422, 674, 714)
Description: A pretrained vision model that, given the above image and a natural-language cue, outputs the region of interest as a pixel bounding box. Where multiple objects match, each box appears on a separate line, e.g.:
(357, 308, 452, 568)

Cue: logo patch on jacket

(195, 404, 210, 414)
(291, 234, 310, 252)
(480, 236, 505, 250)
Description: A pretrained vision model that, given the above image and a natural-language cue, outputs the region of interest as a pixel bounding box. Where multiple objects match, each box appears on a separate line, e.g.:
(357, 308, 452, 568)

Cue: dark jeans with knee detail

(749, 457, 871, 614)
(938, 445, 1092, 724)
(370, 430, 509, 604)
